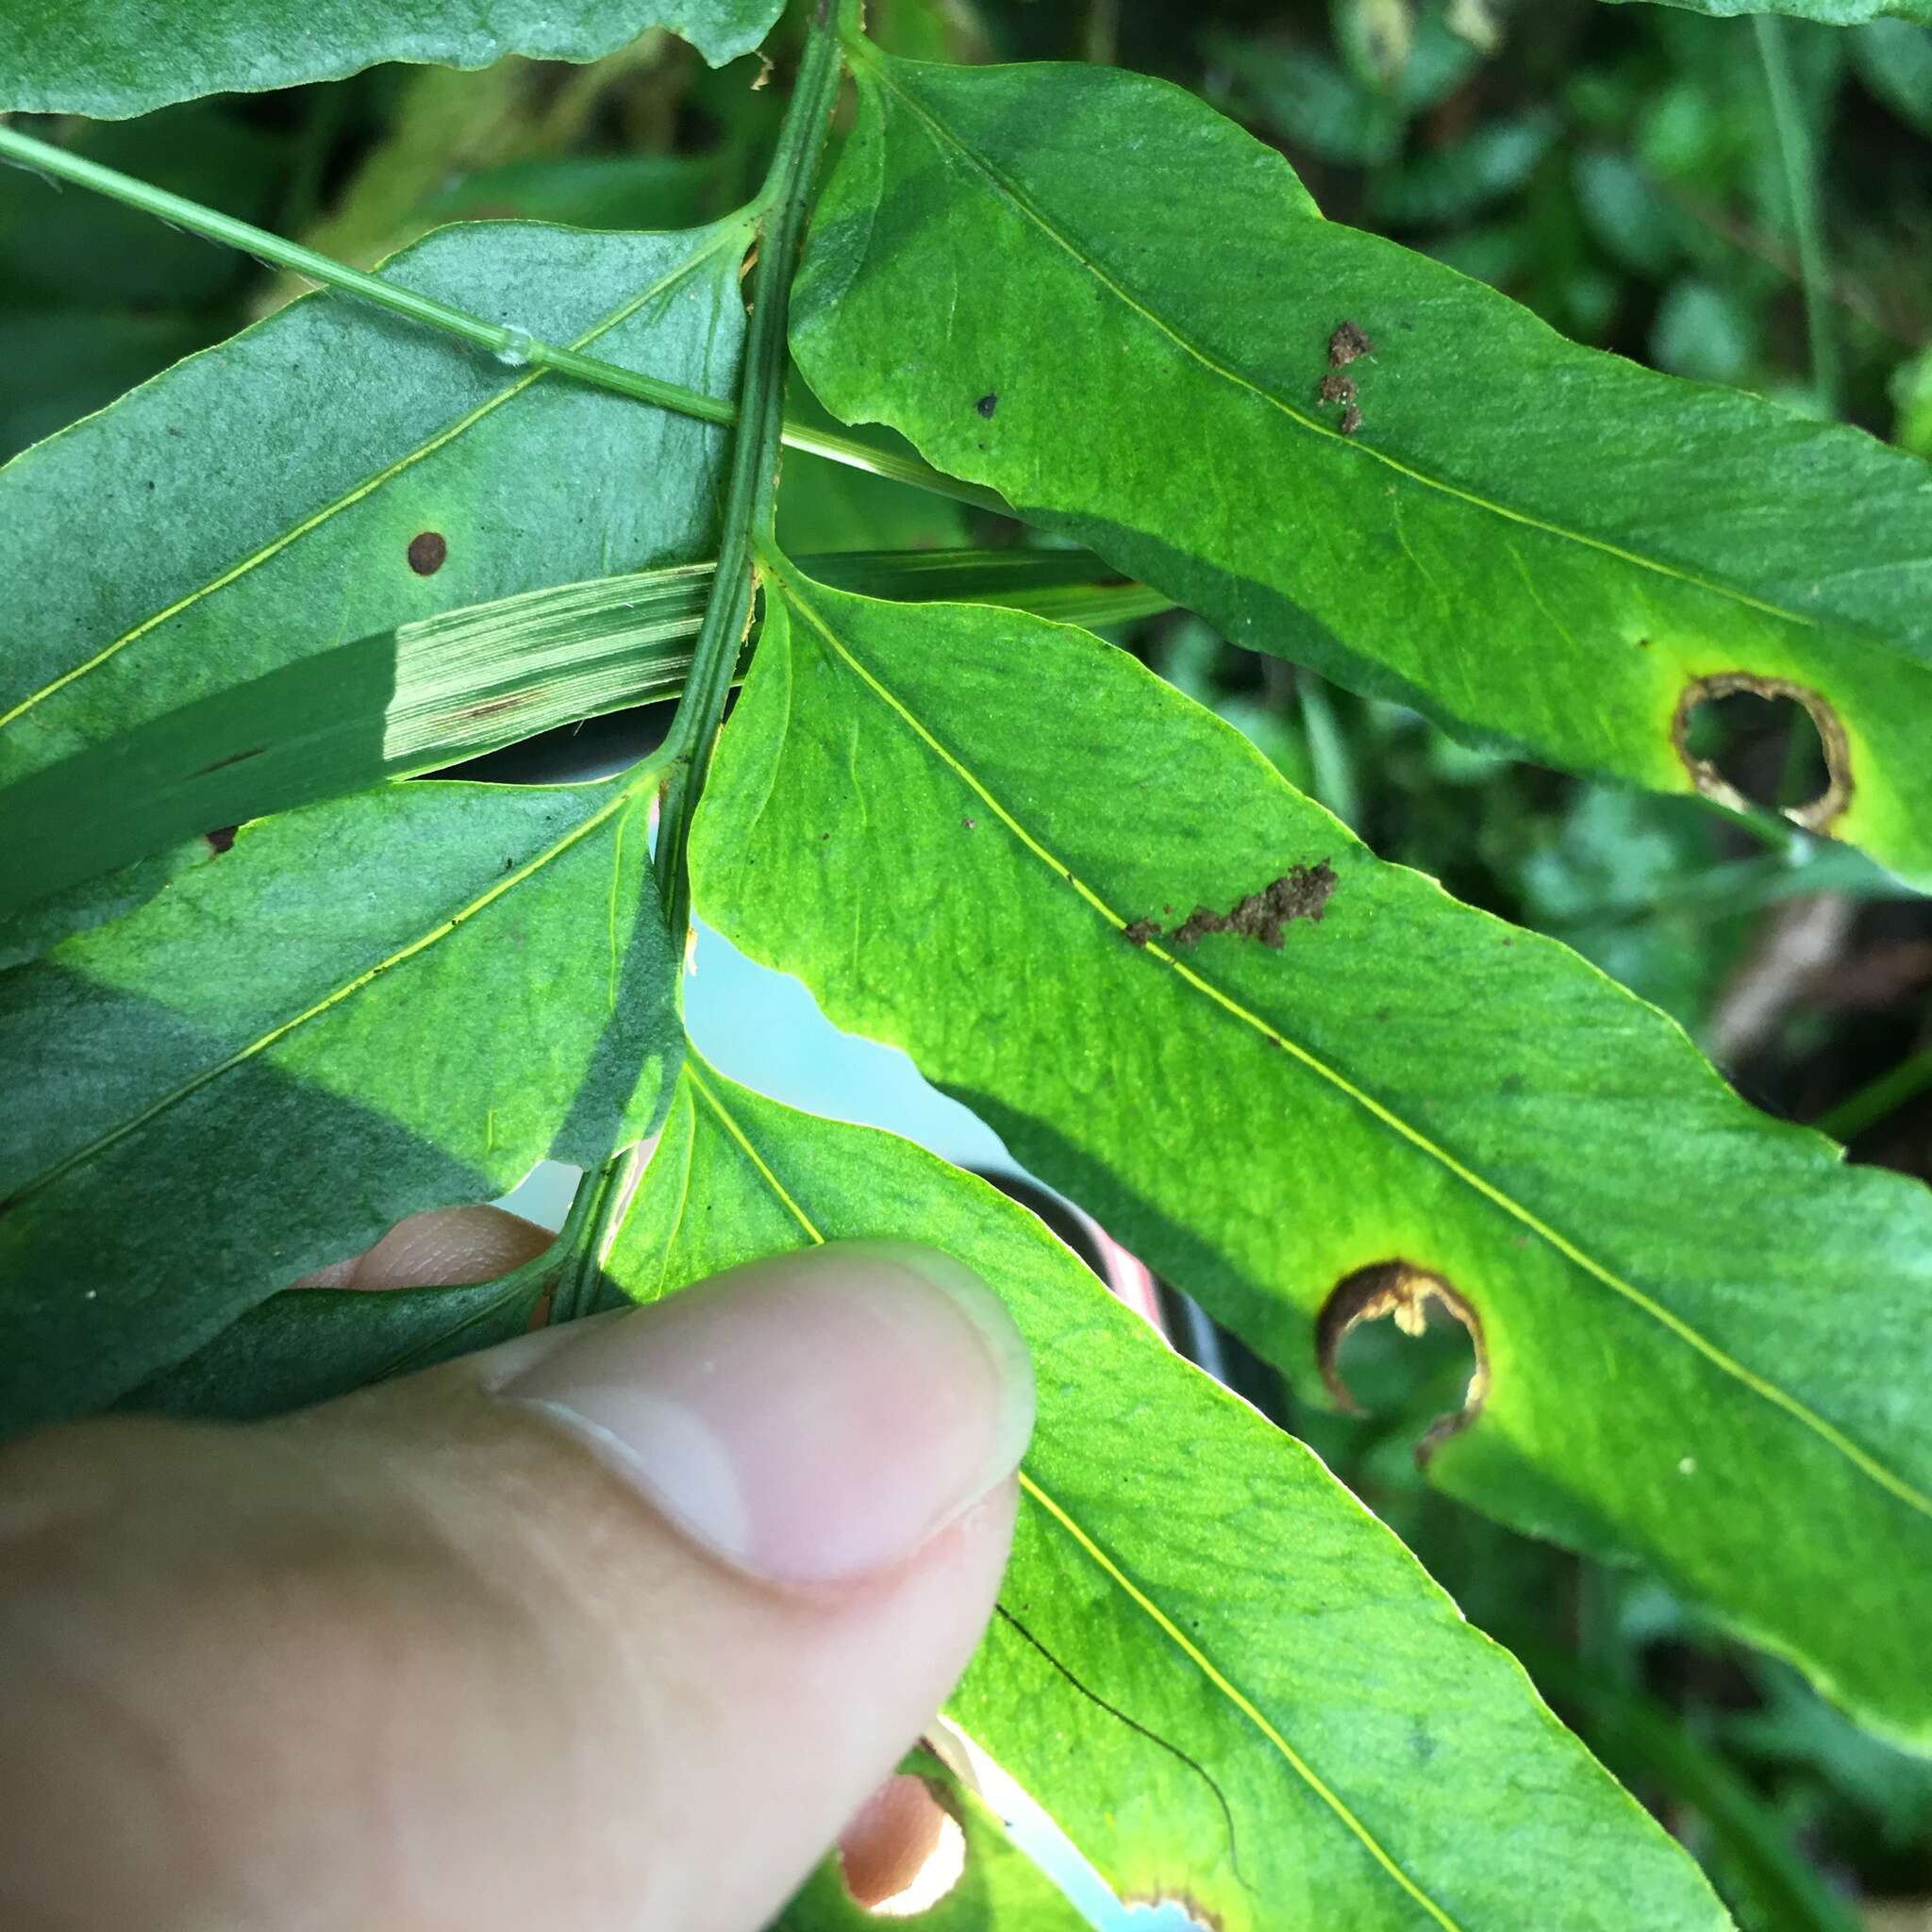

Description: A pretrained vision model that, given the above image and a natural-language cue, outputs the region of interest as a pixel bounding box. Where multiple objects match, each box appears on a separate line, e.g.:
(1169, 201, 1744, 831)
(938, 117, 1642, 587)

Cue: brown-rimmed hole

(837, 1774, 966, 1917)
(1316, 1260, 1488, 1464)
(1673, 675, 1849, 832)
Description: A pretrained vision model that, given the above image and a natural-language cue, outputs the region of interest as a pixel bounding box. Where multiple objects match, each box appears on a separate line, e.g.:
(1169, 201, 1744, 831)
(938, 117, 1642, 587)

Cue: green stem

(540, 12, 846, 1323)
(1753, 15, 1840, 415)
(651, 9, 843, 944)
(0, 119, 1004, 516)
(547, 1142, 649, 1326)
(1815, 1041, 1932, 1143)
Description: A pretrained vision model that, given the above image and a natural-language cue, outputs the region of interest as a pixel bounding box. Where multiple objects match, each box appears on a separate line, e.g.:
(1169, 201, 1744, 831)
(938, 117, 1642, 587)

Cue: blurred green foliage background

(2, 2, 1928, 1923)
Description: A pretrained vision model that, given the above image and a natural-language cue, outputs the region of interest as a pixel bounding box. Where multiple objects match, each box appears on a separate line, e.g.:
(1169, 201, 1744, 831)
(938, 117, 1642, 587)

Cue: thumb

(0, 1241, 1033, 1932)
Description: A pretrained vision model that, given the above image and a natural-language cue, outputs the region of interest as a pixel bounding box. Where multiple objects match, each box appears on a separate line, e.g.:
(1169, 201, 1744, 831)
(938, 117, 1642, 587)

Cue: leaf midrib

(1, 771, 653, 1215)
(773, 568, 1930, 1524)
(681, 1058, 1462, 1929)
(852, 45, 1830, 641)
(0, 221, 747, 737)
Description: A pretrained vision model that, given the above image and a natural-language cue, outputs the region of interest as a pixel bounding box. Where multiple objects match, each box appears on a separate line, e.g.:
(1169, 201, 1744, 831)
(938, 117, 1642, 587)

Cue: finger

(290, 1203, 555, 1290)
(838, 1771, 952, 1907)
(0, 1242, 1033, 1932)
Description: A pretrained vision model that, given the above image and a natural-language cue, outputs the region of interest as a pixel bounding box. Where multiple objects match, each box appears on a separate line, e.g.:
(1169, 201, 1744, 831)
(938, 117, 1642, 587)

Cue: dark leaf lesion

(1124, 861, 1336, 950)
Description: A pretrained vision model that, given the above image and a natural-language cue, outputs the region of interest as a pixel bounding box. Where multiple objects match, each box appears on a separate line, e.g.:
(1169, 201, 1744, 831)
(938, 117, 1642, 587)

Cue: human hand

(0, 1214, 1035, 1930)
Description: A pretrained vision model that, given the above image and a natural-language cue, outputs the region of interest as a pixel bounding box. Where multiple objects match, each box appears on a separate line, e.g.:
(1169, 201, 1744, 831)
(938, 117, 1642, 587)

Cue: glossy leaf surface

(791, 49, 1932, 881)
(690, 570, 1932, 1746)
(615, 1059, 1728, 1931)
(0, 772, 677, 1436)
(0, 0, 782, 117)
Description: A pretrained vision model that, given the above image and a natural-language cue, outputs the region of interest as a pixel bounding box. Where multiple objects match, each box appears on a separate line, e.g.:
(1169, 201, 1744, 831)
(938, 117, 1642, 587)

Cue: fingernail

(496, 1242, 1034, 1586)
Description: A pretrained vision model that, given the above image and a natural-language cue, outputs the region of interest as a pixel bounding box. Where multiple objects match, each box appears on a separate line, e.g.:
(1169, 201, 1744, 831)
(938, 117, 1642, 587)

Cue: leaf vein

(775, 568, 1930, 1523)
(0, 225, 744, 736)
(858, 51, 1817, 637)
(686, 1057, 1460, 1925)
(2, 768, 656, 1215)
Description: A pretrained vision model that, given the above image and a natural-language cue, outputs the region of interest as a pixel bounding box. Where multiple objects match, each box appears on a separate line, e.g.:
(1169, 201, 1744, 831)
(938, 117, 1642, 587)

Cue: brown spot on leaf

(1317, 1259, 1489, 1464)
(1317, 371, 1357, 407)
(408, 530, 448, 575)
(974, 391, 998, 418)
(205, 825, 238, 855)
(1158, 861, 1336, 949)
(1672, 672, 1851, 833)
(1123, 917, 1161, 946)
(1329, 319, 1374, 366)
(464, 695, 523, 720)
(1340, 402, 1363, 436)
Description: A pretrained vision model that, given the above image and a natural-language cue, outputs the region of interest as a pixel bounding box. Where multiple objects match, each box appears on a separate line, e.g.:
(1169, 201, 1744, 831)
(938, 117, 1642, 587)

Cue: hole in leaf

(1316, 1260, 1488, 1463)
(838, 1774, 966, 1917)
(1673, 674, 1849, 831)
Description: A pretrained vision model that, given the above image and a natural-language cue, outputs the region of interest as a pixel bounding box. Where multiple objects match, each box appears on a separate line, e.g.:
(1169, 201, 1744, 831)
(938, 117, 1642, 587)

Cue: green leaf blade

(0, 216, 747, 792)
(689, 570, 1932, 1747)
(0, 773, 679, 1435)
(0, 1, 784, 118)
(791, 51, 1932, 881)
(615, 1058, 1730, 1931)
(0, 547, 1162, 948)
(120, 1272, 552, 1423)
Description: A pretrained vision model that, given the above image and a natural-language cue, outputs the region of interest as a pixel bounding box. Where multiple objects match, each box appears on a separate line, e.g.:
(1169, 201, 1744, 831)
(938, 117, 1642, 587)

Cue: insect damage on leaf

(975, 391, 998, 418)
(1318, 1260, 1490, 1464)
(1124, 862, 1336, 949)
(1672, 672, 1852, 833)
(1321, 329, 1370, 432)
(1328, 319, 1374, 366)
